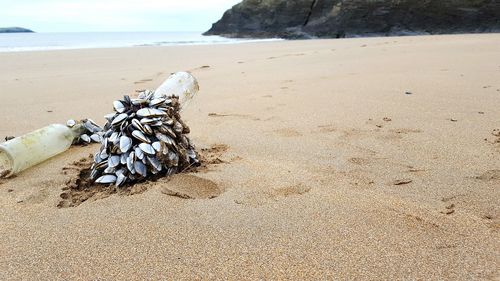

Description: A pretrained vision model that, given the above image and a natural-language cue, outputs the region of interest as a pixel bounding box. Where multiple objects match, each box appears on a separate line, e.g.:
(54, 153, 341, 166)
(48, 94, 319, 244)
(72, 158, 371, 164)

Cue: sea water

(0, 31, 282, 52)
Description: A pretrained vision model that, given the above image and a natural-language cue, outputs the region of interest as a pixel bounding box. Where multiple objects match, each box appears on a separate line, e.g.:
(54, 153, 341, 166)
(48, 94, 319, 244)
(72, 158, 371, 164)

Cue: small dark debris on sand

(405, 91, 413, 95)
(441, 209, 455, 215)
(439, 203, 456, 215)
(393, 179, 413, 185)
(190, 65, 211, 72)
(450, 118, 458, 122)
(4, 136, 15, 141)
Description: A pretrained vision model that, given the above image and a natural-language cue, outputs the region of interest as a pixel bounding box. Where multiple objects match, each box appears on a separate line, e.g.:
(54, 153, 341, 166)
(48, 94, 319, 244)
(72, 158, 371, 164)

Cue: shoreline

(0, 38, 285, 53)
(2, 32, 500, 53)
(0, 31, 284, 53)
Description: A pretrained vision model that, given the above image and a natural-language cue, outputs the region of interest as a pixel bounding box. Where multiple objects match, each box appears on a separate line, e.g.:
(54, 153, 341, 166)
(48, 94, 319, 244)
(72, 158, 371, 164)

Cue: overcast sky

(0, 0, 241, 32)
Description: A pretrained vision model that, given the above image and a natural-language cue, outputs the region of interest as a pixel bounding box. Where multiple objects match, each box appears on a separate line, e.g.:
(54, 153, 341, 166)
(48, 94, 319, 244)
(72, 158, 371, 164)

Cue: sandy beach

(0, 34, 499, 279)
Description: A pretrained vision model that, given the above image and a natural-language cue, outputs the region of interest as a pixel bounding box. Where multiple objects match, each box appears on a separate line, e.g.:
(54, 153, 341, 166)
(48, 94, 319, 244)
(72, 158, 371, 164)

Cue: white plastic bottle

(154, 72, 199, 109)
(0, 124, 84, 178)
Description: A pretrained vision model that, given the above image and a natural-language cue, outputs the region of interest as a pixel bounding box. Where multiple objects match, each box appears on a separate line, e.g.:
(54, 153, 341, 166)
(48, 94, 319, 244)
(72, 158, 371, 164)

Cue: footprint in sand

(16, 187, 51, 204)
(379, 128, 423, 141)
(208, 112, 260, 121)
(235, 184, 311, 206)
(348, 157, 370, 165)
(475, 170, 500, 181)
(133, 78, 153, 84)
(361, 119, 423, 140)
(273, 128, 302, 137)
(406, 166, 427, 174)
(391, 128, 423, 134)
(339, 128, 366, 141)
(266, 53, 305, 60)
(316, 124, 337, 133)
(262, 116, 279, 122)
(161, 174, 222, 199)
(272, 184, 311, 198)
(197, 143, 237, 170)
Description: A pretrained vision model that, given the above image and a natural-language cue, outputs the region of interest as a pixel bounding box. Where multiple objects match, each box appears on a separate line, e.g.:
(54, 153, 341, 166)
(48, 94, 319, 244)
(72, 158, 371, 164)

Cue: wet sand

(0, 34, 499, 279)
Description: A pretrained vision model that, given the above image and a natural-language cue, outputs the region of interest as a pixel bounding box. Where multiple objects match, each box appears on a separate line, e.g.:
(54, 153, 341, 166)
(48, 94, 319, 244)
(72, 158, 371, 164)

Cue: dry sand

(0, 34, 499, 280)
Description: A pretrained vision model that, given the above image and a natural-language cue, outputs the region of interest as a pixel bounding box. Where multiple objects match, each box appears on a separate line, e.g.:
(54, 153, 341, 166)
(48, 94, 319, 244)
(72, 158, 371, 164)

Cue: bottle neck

(69, 124, 86, 141)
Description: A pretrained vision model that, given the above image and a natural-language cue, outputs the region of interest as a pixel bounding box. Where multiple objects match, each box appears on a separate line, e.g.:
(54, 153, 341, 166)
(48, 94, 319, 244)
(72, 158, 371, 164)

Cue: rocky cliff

(204, 0, 500, 39)
(0, 27, 34, 33)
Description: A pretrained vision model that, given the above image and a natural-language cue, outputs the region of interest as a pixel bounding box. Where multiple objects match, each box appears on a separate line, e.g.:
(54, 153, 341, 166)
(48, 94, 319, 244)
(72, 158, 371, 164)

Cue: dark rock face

(204, 0, 500, 39)
(0, 27, 34, 33)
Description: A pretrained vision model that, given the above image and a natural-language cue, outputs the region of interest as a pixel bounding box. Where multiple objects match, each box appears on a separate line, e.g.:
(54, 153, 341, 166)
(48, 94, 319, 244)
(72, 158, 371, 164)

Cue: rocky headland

(0, 27, 34, 33)
(205, 0, 500, 39)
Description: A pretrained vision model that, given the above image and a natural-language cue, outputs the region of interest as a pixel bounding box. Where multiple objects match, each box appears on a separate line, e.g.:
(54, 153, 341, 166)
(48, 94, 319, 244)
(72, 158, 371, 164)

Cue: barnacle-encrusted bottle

(91, 72, 200, 187)
(0, 72, 199, 179)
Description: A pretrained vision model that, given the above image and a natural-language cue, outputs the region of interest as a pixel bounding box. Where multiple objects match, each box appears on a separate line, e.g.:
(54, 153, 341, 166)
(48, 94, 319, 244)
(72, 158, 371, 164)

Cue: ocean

(0, 31, 282, 52)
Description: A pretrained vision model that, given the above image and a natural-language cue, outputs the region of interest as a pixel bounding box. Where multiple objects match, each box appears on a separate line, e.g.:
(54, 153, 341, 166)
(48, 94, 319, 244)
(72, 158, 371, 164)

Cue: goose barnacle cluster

(90, 90, 200, 186)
